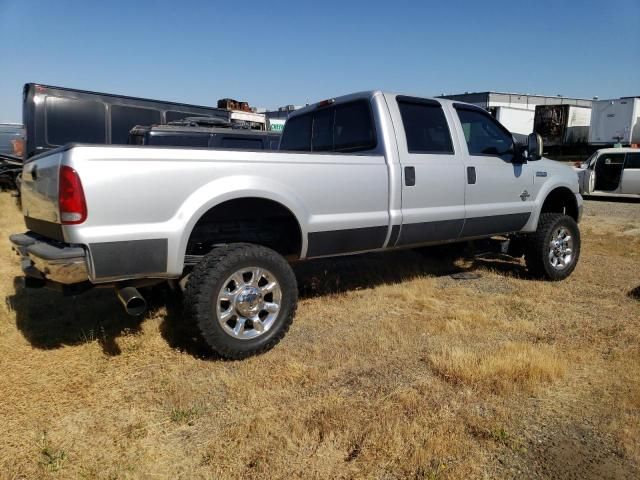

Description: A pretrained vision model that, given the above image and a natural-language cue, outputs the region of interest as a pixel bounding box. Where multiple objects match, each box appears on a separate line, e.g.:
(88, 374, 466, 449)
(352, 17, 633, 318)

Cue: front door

(386, 95, 466, 246)
(449, 104, 535, 237)
(594, 152, 625, 192)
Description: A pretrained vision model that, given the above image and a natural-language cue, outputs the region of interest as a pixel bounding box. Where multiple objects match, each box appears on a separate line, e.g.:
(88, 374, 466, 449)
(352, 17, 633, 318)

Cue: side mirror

(527, 133, 543, 160)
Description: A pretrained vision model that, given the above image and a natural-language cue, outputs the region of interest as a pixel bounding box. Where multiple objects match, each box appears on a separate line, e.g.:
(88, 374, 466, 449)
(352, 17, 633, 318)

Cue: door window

(456, 108, 514, 161)
(624, 152, 640, 169)
(397, 99, 453, 154)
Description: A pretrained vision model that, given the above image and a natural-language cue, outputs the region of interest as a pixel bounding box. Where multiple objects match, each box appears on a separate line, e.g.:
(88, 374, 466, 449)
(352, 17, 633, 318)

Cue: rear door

(386, 95, 466, 246)
(450, 104, 535, 237)
(621, 152, 640, 194)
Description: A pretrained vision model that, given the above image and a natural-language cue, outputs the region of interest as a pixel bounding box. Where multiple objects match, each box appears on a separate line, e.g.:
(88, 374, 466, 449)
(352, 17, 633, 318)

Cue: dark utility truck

(128, 118, 280, 150)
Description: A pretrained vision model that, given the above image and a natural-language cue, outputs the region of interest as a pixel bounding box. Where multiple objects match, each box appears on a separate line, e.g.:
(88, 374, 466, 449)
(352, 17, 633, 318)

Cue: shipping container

(589, 97, 640, 145)
(534, 105, 592, 146)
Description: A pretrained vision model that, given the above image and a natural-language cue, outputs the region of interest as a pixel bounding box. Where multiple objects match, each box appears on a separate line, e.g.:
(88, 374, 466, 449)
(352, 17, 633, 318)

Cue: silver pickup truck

(10, 91, 583, 358)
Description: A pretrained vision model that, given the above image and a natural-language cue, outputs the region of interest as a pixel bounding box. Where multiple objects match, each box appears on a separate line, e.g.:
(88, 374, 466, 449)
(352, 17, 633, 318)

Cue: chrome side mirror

(527, 133, 543, 160)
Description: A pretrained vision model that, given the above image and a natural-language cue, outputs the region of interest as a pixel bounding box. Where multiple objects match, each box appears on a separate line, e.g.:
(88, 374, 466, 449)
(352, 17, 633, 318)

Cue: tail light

(11, 138, 24, 158)
(59, 166, 87, 224)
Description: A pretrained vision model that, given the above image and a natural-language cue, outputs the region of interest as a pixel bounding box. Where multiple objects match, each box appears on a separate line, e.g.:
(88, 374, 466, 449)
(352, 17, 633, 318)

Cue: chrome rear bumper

(10, 232, 89, 284)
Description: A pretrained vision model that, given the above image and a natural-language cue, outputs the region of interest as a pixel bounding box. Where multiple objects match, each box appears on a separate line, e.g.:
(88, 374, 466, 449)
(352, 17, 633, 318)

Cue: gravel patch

(583, 199, 640, 222)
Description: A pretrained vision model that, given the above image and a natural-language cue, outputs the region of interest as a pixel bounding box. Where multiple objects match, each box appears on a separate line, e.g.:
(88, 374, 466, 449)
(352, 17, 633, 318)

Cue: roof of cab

(289, 90, 463, 119)
(595, 147, 640, 154)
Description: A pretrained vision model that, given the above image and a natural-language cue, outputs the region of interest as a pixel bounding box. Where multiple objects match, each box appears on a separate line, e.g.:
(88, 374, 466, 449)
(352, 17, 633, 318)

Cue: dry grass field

(0, 191, 638, 479)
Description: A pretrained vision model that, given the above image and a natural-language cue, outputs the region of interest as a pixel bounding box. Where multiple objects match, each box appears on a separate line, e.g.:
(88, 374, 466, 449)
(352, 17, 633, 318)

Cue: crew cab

(10, 91, 583, 359)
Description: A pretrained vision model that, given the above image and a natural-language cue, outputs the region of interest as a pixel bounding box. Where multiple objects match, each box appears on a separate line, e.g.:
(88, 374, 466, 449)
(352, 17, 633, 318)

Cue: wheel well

(540, 187, 579, 221)
(186, 198, 303, 258)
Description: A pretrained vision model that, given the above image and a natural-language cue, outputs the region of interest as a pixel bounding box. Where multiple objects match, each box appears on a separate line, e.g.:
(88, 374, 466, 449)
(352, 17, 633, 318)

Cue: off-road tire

(524, 213, 580, 281)
(184, 243, 297, 359)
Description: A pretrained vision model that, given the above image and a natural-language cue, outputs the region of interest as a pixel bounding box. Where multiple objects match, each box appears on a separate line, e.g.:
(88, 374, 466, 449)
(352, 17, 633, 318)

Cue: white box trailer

(589, 97, 640, 145)
(490, 106, 535, 135)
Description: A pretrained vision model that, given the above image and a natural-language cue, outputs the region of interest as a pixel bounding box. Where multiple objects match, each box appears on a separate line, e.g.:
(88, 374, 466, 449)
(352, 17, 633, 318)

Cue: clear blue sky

(1, 0, 639, 122)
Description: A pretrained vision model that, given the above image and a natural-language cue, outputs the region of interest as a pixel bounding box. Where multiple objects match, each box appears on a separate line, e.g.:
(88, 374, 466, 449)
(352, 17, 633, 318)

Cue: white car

(574, 148, 640, 196)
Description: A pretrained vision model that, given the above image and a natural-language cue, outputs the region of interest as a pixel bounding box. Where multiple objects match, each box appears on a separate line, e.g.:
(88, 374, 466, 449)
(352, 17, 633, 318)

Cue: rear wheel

(524, 213, 580, 280)
(185, 243, 297, 359)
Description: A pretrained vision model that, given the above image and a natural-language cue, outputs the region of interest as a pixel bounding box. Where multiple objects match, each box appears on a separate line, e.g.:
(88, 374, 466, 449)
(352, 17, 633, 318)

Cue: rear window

(45, 97, 106, 145)
(219, 137, 264, 149)
(148, 133, 210, 147)
(280, 100, 376, 153)
(111, 105, 161, 144)
(280, 114, 312, 151)
(398, 99, 453, 154)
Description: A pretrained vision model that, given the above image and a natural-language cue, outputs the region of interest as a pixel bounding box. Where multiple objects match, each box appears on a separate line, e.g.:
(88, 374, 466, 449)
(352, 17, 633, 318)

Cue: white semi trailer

(589, 97, 640, 146)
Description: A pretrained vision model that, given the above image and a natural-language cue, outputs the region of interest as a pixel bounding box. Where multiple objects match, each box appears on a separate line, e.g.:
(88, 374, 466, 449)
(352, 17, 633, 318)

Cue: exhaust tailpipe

(117, 287, 147, 316)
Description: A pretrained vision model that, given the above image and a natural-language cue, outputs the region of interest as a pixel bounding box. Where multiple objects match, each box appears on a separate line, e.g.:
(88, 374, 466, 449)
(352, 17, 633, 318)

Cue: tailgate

(21, 151, 62, 225)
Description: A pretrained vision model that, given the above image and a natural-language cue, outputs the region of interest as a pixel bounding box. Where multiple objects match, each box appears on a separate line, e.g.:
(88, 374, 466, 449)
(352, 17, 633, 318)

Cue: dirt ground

(0, 192, 638, 479)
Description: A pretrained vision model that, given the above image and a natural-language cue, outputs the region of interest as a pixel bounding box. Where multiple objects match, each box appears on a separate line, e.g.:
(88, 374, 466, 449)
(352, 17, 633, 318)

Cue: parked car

(22, 83, 231, 159)
(574, 147, 640, 196)
(128, 120, 280, 150)
(11, 91, 583, 359)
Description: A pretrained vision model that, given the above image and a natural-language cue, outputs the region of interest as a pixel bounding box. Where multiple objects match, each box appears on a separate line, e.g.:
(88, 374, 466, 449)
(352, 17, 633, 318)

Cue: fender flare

(171, 175, 310, 273)
(524, 182, 580, 232)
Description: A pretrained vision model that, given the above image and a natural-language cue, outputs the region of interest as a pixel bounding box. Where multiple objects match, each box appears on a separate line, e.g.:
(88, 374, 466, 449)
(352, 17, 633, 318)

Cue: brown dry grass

(0, 192, 639, 479)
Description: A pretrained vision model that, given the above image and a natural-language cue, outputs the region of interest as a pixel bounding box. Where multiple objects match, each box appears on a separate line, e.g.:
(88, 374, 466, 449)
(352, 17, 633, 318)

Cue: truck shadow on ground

(7, 246, 528, 359)
(6, 277, 145, 356)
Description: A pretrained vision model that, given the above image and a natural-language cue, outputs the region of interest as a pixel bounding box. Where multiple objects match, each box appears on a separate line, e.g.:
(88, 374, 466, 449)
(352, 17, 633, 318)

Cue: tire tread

(184, 243, 297, 359)
(524, 213, 580, 281)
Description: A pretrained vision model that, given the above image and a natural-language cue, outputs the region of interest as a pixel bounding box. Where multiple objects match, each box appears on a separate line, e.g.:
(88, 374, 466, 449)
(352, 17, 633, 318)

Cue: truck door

(385, 95, 466, 246)
(450, 104, 535, 237)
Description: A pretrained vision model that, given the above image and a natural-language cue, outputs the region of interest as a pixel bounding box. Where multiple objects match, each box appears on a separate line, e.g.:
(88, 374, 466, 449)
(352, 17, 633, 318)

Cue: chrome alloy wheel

(548, 226, 574, 270)
(216, 267, 282, 340)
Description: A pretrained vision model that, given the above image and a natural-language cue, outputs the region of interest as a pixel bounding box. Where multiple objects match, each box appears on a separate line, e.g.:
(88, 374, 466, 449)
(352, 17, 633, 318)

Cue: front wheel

(524, 213, 581, 281)
(184, 243, 298, 359)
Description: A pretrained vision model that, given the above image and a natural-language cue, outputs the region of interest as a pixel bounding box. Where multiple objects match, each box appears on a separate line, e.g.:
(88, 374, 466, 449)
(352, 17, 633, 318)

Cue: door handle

(405, 167, 415, 186)
(467, 166, 476, 184)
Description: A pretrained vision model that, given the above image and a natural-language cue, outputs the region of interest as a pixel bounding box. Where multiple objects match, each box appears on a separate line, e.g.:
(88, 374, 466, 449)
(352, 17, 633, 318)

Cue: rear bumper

(10, 232, 89, 284)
